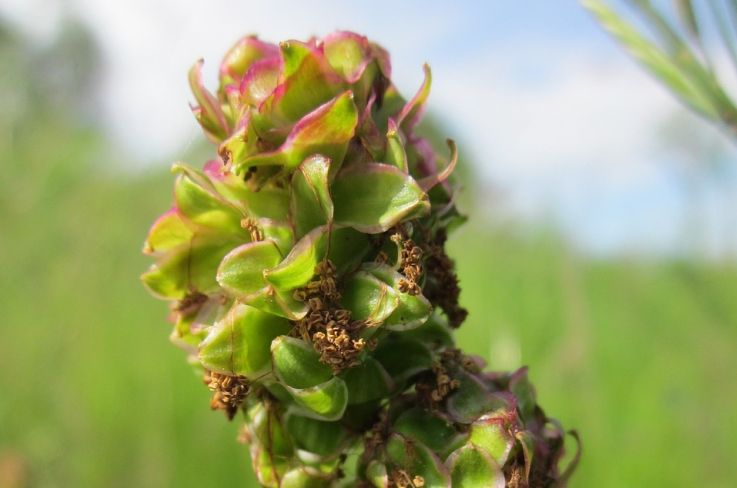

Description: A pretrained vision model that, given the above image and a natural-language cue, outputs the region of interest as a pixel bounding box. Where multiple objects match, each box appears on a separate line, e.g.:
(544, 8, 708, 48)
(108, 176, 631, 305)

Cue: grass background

(2, 23, 737, 488)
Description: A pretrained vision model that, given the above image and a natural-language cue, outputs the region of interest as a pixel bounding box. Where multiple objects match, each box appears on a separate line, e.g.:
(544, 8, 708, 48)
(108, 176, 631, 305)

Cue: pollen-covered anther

(417, 360, 460, 405)
(421, 228, 468, 327)
(391, 232, 423, 296)
(204, 370, 251, 420)
(174, 290, 208, 316)
(292, 260, 369, 373)
(240, 217, 264, 241)
(389, 469, 425, 488)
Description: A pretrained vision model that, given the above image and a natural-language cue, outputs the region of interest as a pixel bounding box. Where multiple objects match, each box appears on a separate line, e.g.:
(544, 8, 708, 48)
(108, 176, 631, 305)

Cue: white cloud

(3, 0, 736, 255)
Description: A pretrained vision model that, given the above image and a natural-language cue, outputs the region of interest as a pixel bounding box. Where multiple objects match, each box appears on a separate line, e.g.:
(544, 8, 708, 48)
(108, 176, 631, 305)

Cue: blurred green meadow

(2, 21, 737, 488)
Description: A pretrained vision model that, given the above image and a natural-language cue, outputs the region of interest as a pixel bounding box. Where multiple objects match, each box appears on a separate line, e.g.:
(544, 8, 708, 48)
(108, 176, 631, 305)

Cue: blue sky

(3, 0, 736, 257)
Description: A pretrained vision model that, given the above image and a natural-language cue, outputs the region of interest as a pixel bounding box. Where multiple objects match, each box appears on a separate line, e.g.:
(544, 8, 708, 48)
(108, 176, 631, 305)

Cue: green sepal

(263, 41, 343, 125)
(211, 172, 291, 222)
(365, 460, 388, 488)
(218, 116, 258, 167)
(445, 372, 506, 424)
(290, 155, 334, 239)
(188, 60, 229, 142)
(172, 163, 244, 233)
(384, 119, 408, 172)
(285, 412, 351, 458)
(362, 263, 432, 330)
(332, 163, 430, 233)
(469, 414, 516, 467)
(265, 226, 369, 291)
(385, 433, 451, 488)
(271, 336, 332, 389)
(280, 467, 333, 488)
(250, 445, 290, 488)
(396, 63, 431, 134)
(141, 235, 241, 299)
(393, 407, 467, 459)
(247, 401, 294, 457)
(245, 285, 309, 320)
(398, 313, 454, 348)
(237, 91, 358, 171)
(509, 367, 537, 421)
(171, 294, 231, 350)
(143, 209, 193, 255)
(198, 303, 291, 377)
(446, 444, 505, 488)
(286, 377, 349, 421)
(171, 314, 208, 350)
(216, 240, 283, 299)
(340, 356, 394, 404)
(372, 337, 433, 384)
(340, 271, 399, 324)
(323, 31, 371, 83)
(264, 226, 328, 291)
(247, 401, 293, 488)
(218, 36, 276, 90)
(257, 218, 295, 255)
(515, 430, 535, 485)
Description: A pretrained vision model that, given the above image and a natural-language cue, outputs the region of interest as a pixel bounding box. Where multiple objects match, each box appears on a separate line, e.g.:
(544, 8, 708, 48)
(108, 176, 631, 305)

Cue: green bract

(142, 31, 578, 487)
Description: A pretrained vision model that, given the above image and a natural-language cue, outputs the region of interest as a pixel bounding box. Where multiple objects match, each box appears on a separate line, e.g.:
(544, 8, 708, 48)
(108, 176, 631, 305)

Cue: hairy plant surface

(142, 31, 578, 487)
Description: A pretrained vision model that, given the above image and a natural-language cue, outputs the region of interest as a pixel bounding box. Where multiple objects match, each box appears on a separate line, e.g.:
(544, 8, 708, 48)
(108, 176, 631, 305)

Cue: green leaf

(340, 356, 393, 404)
(469, 414, 516, 467)
(581, 0, 719, 118)
(285, 413, 351, 457)
(143, 209, 193, 255)
(237, 91, 358, 170)
(393, 407, 467, 458)
(271, 336, 332, 389)
(446, 444, 505, 488)
(332, 163, 430, 233)
(340, 271, 399, 324)
(286, 377, 348, 421)
(216, 240, 283, 298)
(198, 303, 291, 377)
(362, 263, 432, 330)
(291, 155, 334, 239)
(385, 433, 450, 488)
